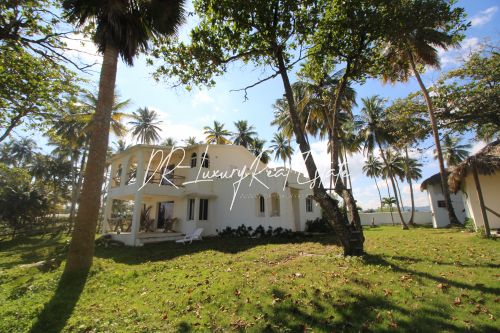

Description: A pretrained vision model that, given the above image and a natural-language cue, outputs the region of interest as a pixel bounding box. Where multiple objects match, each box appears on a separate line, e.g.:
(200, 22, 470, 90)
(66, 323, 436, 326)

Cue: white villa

(102, 144, 322, 246)
(420, 172, 467, 228)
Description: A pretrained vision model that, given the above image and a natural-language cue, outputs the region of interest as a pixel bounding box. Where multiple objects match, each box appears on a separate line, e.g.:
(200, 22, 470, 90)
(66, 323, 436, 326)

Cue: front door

(157, 201, 174, 229)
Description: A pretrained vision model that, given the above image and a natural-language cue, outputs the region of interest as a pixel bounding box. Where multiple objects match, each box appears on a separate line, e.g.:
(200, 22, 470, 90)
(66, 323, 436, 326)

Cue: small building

(449, 140, 500, 236)
(420, 172, 467, 228)
(102, 144, 322, 246)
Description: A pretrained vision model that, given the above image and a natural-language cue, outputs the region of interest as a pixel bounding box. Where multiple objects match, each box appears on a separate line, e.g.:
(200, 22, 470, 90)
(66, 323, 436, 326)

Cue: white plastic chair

(176, 228, 203, 244)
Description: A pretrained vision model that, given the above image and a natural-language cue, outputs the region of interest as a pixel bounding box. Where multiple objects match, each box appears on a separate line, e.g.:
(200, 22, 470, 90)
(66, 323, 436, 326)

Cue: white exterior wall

(462, 172, 500, 230)
(426, 184, 467, 228)
(359, 212, 432, 226)
(103, 144, 322, 245)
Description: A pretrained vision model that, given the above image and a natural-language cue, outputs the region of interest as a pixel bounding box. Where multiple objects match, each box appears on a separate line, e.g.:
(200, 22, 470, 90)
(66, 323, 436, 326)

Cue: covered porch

(102, 192, 186, 246)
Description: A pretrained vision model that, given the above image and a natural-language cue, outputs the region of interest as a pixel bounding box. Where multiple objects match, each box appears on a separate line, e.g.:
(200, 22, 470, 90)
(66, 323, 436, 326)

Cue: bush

(216, 224, 293, 238)
(305, 217, 333, 233)
(464, 218, 475, 232)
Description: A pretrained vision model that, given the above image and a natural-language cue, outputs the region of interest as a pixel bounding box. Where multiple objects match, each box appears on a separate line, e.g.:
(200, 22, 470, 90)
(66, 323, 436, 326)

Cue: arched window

(306, 195, 314, 212)
(201, 153, 209, 168)
(271, 193, 280, 217)
(190, 153, 197, 168)
(256, 194, 265, 216)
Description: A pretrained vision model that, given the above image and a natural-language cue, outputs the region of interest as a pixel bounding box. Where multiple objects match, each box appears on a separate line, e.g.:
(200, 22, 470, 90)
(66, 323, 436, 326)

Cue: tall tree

(402, 154, 422, 225)
(250, 137, 270, 164)
(129, 107, 163, 144)
(359, 96, 408, 229)
(436, 134, 470, 167)
(232, 120, 257, 148)
(162, 137, 177, 147)
(380, 0, 467, 226)
(62, 0, 186, 273)
(183, 136, 199, 146)
(270, 132, 294, 167)
(362, 155, 384, 211)
(203, 120, 231, 144)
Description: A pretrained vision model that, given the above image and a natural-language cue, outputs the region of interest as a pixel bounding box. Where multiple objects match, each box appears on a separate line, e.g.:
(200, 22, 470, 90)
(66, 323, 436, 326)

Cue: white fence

(359, 212, 432, 226)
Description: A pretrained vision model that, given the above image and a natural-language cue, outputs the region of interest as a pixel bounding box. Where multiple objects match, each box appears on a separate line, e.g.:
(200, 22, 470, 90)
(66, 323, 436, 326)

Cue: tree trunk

(405, 147, 416, 226)
(68, 144, 88, 234)
(384, 177, 395, 225)
(276, 50, 363, 255)
(374, 178, 383, 211)
(408, 51, 460, 226)
(64, 46, 119, 273)
(377, 142, 408, 229)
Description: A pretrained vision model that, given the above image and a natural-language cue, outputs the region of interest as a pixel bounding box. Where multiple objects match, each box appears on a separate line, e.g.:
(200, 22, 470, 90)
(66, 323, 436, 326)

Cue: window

(306, 195, 313, 212)
(201, 153, 209, 168)
(199, 199, 208, 220)
(187, 198, 195, 220)
(270, 193, 280, 217)
(190, 153, 197, 168)
(437, 200, 446, 208)
(257, 194, 265, 216)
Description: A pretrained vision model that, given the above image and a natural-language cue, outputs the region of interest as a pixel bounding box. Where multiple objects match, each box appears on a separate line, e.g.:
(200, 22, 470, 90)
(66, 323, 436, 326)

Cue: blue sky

(31, 1, 500, 209)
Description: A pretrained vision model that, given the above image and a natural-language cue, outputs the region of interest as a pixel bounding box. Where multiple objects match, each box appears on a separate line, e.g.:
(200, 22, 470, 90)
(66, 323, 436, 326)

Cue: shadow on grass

(29, 270, 89, 333)
(0, 235, 67, 269)
(363, 254, 500, 295)
(95, 234, 340, 265)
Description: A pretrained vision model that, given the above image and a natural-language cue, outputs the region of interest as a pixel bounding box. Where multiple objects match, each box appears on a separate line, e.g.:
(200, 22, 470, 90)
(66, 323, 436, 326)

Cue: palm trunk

(405, 147, 416, 226)
(378, 142, 408, 229)
(344, 150, 353, 190)
(276, 50, 363, 255)
(68, 145, 88, 233)
(384, 177, 395, 225)
(374, 177, 383, 211)
(395, 177, 404, 211)
(408, 51, 460, 226)
(65, 45, 119, 273)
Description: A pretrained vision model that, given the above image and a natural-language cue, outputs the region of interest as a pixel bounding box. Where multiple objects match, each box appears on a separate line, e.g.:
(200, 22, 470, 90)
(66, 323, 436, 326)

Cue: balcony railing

(112, 170, 186, 187)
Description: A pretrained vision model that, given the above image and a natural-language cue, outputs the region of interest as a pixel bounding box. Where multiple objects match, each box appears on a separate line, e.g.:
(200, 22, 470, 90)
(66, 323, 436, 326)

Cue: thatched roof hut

(448, 140, 500, 193)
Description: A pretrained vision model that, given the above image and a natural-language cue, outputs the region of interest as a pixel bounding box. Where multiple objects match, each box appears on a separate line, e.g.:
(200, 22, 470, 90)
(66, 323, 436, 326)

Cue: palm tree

(203, 120, 231, 144)
(382, 197, 397, 221)
(381, 2, 462, 225)
(62, 0, 186, 272)
(129, 107, 163, 144)
(250, 137, 270, 164)
(162, 137, 177, 147)
(183, 136, 199, 146)
(402, 153, 422, 225)
(380, 149, 408, 229)
(114, 139, 128, 153)
(9, 137, 38, 167)
(270, 132, 294, 167)
(362, 155, 384, 211)
(437, 134, 470, 167)
(232, 120, 257, 148)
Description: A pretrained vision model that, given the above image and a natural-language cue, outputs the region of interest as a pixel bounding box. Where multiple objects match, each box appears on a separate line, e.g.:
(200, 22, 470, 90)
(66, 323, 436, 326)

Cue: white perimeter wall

(359, 212, 432, 226)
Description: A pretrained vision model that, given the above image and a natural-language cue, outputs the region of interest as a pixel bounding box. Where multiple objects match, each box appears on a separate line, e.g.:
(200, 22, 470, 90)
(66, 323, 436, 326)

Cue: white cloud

(470, 6, 498, 27)
(470, 140, 486, 155)
(191, 90, 215, 107)
(438, 37, 482, 68)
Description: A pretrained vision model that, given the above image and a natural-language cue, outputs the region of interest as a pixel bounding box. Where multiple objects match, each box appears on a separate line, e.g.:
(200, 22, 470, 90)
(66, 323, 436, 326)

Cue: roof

(420, 172, 448, 191)
(448, 140, 500, 193)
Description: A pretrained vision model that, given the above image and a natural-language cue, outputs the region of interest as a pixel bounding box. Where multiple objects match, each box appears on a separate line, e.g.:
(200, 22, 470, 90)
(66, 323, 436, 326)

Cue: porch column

(130, 191, 143, 246)
(101, 196, 113, 234)
(135, 149, 146, 190)
(120, 156, 130, 186)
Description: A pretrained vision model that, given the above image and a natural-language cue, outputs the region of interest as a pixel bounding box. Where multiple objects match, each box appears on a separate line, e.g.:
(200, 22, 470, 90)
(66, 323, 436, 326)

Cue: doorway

(157, 201, 174, 229)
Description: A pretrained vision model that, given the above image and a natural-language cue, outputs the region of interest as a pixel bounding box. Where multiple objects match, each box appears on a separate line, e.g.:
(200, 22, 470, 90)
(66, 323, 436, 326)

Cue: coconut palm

(362, 155, 384, 211)
(402, 153, 422, 225)
(9, 137, 38, 168)
(250, 137, 270, 164)
(114, 139, 128, 153)
(437, 134, 470, 167)
(203, 120, 231, 144)
(382, 197, 397, 219)
(162, 137, 177, 147)
(381, 149, 408, 229)
(129, 107, 163, 144)
(381, 1, 462, 225)
(232, 120, 257, 148)
(62, 0, 186, 272)
(270, 132, 294, 168)
(183, 136, 199, 146)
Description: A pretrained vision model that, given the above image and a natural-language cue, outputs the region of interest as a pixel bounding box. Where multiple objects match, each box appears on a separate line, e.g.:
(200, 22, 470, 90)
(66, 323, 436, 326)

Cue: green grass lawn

(0, 227, 498, 332)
